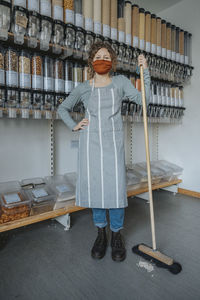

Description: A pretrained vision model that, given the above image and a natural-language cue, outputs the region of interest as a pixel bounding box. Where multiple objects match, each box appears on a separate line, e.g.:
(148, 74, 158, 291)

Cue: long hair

(87, 42, 117, 79)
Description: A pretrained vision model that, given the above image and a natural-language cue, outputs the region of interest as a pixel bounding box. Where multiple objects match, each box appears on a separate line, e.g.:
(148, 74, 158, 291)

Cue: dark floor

(0, 190, 199, 300)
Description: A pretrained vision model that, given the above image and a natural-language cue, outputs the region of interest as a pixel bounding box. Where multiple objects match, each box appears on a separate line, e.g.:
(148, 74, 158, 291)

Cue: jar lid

(54, 19, 65, 27)
(166, 22, 171, 27)
(180, 29, 184, 32)
(132, 4, 139, 8)
(13, 5, 28, 14)
(41, 15, 53, 23)
(145, 11, 151, 15)
(0, 0, 11, 8)
(28, 10, 41, 18)
(161, 19, 166, 24)
(139, 8, 145, 13)
(151, 14, 156, 18)
(156, 17, 161, 20)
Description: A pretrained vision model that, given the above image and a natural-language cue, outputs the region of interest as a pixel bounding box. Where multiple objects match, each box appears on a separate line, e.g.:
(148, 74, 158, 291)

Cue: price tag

(16, 12, 28, 29)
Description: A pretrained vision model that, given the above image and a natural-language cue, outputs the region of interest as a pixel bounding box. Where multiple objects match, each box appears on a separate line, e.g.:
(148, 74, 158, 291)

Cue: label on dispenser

(172, 51, 176, 61)
(65, 9, 74, 24)
(19, 74, 31, 89)
(145, 42, 151, 53)
(53, 6, 64, 21)
(162, 48, 166, 58)
(0, 69, 5, 85)
(75, 13, 83, 27)
(40, 0, 51, 17)
(126, 34, 132, 46)
(94, 21, 102, 34)
(103, 24, 110, 38)
(157, 46, 161, 56)
(151, 44, 156, 54)
(44, 77, 54, 91)
(6, 71, 18, 87)
(180, 55, 184, 64)
(176, 53, 180, 62)
(167, 50, 172, 60)
(184, 56, 189, 65)
(111, 28, 117, 40)
(28, 0, 39, 13)
(118, 31, 125, 43)
(133, 36, 139, 48)
(55, 79, 64, 93)
(16, 12, 28, 29)
(65, 80, 73, 93)
(32, 75, 43, 90)
(85, 18, 93, 31)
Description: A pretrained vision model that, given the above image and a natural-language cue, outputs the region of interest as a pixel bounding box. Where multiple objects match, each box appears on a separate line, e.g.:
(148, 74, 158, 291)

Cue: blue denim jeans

(92, 208, 125, 232)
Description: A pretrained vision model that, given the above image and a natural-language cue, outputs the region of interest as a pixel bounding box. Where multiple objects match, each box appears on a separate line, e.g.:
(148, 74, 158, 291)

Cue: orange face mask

(92, 60, 112, 74)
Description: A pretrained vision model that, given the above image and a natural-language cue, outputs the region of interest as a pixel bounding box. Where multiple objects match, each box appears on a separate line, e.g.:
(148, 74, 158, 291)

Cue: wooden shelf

(0, 179, 182, 233)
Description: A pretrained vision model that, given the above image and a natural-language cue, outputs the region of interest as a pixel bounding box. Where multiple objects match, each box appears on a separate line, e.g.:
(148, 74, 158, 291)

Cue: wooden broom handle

(140, 65, 157, 251)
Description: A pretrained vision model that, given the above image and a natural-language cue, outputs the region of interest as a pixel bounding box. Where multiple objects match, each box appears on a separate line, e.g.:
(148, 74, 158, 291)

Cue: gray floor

(0, 190, 200, 300)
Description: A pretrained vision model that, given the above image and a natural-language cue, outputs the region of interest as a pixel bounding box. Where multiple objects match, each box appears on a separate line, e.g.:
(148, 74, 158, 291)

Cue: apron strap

(92, 78, 95, 91)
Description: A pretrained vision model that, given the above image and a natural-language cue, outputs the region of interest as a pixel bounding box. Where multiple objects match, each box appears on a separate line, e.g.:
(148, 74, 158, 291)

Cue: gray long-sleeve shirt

(58, 69, 151, 131)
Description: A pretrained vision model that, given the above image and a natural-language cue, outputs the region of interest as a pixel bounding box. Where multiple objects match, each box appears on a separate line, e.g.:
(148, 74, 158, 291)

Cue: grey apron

(75, 79, 127, 209)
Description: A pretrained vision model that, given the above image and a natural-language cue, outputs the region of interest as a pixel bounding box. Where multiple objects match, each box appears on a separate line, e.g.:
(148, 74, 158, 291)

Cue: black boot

(91, 227, 107, 259)
(111, 231, 126, 262)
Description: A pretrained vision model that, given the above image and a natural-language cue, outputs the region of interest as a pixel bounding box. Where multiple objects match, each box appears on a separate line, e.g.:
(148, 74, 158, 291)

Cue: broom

(132, 65, 182, 275)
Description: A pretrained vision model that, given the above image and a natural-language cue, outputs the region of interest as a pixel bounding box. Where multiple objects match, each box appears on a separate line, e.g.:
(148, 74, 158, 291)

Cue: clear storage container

(0, 1, 11, 41)
(5, 48, 18, 87)
(39, 15, 53, 51)
(27, 11, 40, 48)
(0, 46, 5, 86)
(73, 26, 85, 59)
(54, 59, 64, 93)
(124, 1, 132, 45)
(175, 27, 180, 63)
(126, 166, 143, 191)
(64, 0, 74, 24)
(94, 0, 102, 35)
(132, 4, 139, 48)
(44, 56, 54, 92)
(5, 88, 18, 118)
(52, 20, 65, 54)
(153, 160, 183, 182)
(43, 93, 54, 119)
(0, 181, 31, 224)
(74, 0, 83, 28)
(83, 30, 95, 61)
(102, 0, 110, 37)
(64, 172, 77, 188)
(12, 5, 28, 45)
(19, 90, 31, 118)
(19, 50, 31, 89)
(0, 87, 5, 118)
(32, 91, 43, 119)
(83, 0, 93, 31)
(31, 53, 43, 90)
(65, 60, 73, 93)
(64, 23, 76, 57)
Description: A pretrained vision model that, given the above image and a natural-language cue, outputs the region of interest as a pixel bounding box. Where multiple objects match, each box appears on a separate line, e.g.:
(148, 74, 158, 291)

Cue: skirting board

(178, 188, 200, 199)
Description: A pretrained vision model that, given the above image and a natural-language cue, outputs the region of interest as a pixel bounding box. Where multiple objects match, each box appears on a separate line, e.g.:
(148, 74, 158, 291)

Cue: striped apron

(75, 79, 128, 209)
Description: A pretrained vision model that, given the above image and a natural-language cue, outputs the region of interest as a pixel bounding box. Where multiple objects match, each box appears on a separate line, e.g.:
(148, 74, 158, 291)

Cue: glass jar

(40, 0, 51, 17)
(0, 87, 5, 117)
(83, 0, 93, 31)
(145, 11, 151, 53)
(39, 16, 53, 51)
(118, 17, 125, 43)
(150, 14, 156, 54)
(5, 48, 18, 87)
(94, 0, 102, 35)
(52, 20, 65, 54)
(32, 91, 43, 119)
(19, 50, 31, 89)
(65, 61, 73, 93)
(6, 88, 19, 118)
(54, 59, 64, 93)
(156, 17, 161, 56)
(74, 0, 83, 28)
(0, 1, 11, 41)
(161, 20, 166, 58)
(12, 6, 28, 45)
(179, 29, 184, 64)
(52, 0, 63, 21)
(94, 33, 104, 43)
(31, 53, 43, 90)
(139, 8, 145, 50)
(83, 31, 95, 61)
(73, 63, 82, 87)
(64, 23, 76, 57)
(27, 11, 40, 48)
(74, 27, 85, 59)
(124, 1, 132, 46)
(166, 22, 172, 60)
(64, 0, 74, 24)
(19, 90, 31, 118)
(0, 46, 5, 86)
(43, 93, 54, 119)
(27, 0, 39, 13)
(44, 56, 54, 92)
(132, 4, 139, 48)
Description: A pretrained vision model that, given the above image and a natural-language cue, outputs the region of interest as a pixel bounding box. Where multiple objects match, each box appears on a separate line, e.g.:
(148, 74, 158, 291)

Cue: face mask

(92, 60, 112, 75)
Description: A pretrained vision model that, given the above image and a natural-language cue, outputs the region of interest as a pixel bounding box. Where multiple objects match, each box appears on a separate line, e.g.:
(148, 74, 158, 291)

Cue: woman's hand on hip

(73, 118, 89, 131)
(138, 54, 148, 69)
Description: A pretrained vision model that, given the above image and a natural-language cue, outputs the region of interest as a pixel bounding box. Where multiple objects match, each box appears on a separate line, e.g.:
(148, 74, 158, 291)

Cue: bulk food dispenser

(39, 15, 53, 51)
(0, 0, 11, 41)
(12, 5, 28, 45)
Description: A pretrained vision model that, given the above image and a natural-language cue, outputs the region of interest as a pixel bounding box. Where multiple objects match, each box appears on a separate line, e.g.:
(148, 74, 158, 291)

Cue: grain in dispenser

(117, 0, 125, 43)
(65, 60, 74, 93)
(161, 19, 166, 58)
(132, 4, 139, 48)
(171, 25, 176, 61)
(110, 0, 117, 40)
(145, 11, 151, 52)
(184, 31, 188, 65)
(74, 0, 83, 27)
(179, 29, 184, 64)
(0, 46, 5, 86)
(175, 27, 180, 62)
(5, 47, 18, 88)
(19, 50, 31, 89)
(124, 1, 132, 46)
(64, 0, 74, 24)
(156, 17, 161, 56)
(83, 0, 93, 31)
(102, 0, 111, 38)
(139, 8, 145, 50)
(52, 0, 63, 21)
(93, 0, 101, 34)
(166, 22, 172, 60)
(54, 59, 65, 93)
(150, 14, 156, 54)
(31, 53, 43, 91)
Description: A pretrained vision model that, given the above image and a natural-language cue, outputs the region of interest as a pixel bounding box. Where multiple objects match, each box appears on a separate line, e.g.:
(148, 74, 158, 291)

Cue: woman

(58, 42, 150, 262)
